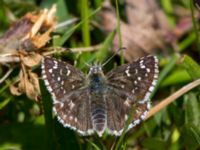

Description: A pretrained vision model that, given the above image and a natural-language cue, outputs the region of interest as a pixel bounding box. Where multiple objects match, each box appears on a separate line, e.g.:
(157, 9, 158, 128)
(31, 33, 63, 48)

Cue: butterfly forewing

(106, 55, 158, 134)
(42, 57, 93, 135)
(42, 57, 86, 97)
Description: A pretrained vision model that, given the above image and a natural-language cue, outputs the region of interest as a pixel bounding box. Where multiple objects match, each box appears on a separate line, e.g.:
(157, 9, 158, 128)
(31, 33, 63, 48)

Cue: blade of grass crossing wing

(114, 106, 136, 150)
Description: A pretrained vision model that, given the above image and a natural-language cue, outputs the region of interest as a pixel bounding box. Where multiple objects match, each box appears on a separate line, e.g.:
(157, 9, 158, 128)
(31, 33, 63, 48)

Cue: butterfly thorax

(88, 65, 106, 93)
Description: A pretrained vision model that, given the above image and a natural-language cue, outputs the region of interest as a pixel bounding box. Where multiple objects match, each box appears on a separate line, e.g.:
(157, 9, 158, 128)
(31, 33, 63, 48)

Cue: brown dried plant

(0, 5, 57, 101)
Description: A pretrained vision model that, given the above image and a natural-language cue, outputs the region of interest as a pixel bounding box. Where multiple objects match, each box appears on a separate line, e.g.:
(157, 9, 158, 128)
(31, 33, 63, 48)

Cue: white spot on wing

(125, 66, 131, 77)
(149, 86, 154, 92)
(53, 65, 57, 69)
(146, 68, 150, 73)
(69, 116, 73, 120)
(67, 70, 71, 76)
(69, 101, 75, 110)
(124, 98, 131, 107)
(125, 114, 128, 121)
(49, 69, 53, 73)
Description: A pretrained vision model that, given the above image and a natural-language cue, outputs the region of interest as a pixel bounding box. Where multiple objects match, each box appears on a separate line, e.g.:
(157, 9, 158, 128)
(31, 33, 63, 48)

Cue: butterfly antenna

(84, 61, 92, 68)
(102, 47, 126, 67)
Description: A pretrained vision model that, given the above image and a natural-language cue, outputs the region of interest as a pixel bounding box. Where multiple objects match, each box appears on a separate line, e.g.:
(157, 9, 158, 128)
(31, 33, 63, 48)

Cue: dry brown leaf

(99, 0, 171, 62)
(2, 5, 57, 101)
(19, 70, 26, 94)
(10, 79, 23, 96)
(10, 68, 41, 101)
(99, 0, 200, 62)
(27, 71, 41, 101)
(10, 71, 25, 96)
(0, 5, 56, 57)
(21, 53, 42, 67)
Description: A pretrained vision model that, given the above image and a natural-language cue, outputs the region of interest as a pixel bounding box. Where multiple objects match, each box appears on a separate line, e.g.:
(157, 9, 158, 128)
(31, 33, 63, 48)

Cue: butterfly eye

(89, 66, 102, 74)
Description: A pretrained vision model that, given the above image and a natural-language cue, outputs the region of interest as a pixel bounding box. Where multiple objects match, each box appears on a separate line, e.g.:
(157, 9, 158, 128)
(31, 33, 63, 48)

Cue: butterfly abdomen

(91, 106, 106, 136)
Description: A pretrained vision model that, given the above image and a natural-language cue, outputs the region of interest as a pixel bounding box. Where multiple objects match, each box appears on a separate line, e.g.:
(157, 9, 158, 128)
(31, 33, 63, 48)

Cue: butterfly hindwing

(105, 87, 150, 135)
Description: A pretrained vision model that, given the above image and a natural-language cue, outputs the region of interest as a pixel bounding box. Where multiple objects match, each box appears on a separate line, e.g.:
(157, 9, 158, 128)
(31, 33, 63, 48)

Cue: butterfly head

(89, 64, 103, 75)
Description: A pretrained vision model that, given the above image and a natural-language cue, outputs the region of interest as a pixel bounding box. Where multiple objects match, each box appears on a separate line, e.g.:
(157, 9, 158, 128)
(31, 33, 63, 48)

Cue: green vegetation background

(0, 0, 200, 150)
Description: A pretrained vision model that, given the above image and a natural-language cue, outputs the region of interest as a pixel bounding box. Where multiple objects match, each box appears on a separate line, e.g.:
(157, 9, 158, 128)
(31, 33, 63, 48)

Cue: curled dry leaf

(25, 71, 41, 101)
(10, 70, 26, 96)
(10, 78, 23, 96)
(21, 53, 42, 67)
(10, 69, 41, 101)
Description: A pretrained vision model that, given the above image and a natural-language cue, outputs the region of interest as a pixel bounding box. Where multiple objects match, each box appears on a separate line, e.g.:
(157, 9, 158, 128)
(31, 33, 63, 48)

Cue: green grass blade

(40, 80, 55, 150)
(96, 30, 116, 62)
(185, 93, 200, 126)
(160, 0, 176, 26)
(0, 96, 12, 110)
(56, 0, 70, 22)
(81, 0, 91, 46)
(87, 141, 101, 150)
(115, 0, 124, 64)
(178, 33, 196, 52)
(190, 127, 200, 145)
(181, 55, 200, 80)
(151, 54, 179, 98)
(190, 0, 200, 53)
(56, 6, 101, 46)
(114, 107, 136, 150)
(160, 69, 191, 87)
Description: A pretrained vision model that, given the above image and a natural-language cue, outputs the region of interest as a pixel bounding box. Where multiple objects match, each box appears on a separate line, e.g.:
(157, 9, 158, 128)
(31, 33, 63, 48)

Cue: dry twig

(0, 68, 14, 84)
(146, 79, 200, 119)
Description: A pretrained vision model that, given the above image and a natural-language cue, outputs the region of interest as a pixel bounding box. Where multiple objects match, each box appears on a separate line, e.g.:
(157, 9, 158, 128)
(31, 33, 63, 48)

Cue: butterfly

(41, 55, 159, 137)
